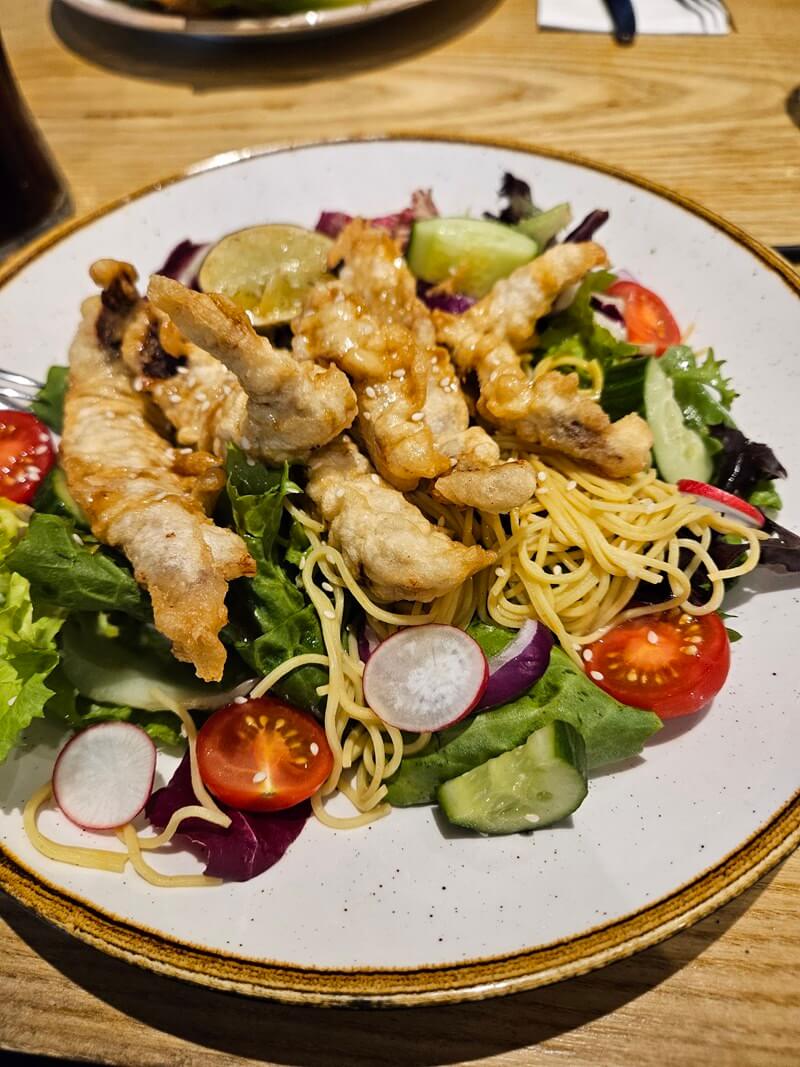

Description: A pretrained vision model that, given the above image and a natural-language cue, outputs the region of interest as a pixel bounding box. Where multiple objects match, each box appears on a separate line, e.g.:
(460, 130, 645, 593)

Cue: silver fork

(0, 369, 43, 412)
(674, 0, 730, 33)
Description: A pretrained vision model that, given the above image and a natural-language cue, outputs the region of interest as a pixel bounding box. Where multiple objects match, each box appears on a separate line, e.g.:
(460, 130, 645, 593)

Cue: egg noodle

(24, 454, 764, 876)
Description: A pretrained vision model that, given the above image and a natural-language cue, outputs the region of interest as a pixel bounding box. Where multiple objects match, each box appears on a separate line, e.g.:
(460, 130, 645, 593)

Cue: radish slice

(52, 722, 157, 830)
(362, 624, 488, 733)
(677, 479, 765, 528)
(476, 619, 554, 711)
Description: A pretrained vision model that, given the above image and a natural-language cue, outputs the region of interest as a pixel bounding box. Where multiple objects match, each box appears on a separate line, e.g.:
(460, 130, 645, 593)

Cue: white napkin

(538, 0, 731, 36)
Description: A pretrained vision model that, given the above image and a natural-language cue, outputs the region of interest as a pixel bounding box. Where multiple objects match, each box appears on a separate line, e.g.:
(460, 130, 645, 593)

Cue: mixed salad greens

(1, 172, 797, 881)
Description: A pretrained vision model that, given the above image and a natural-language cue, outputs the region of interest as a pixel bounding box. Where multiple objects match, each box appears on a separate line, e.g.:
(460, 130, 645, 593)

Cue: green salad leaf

(31, 365, 69, 434)
(659, 345, 737, 452)
(535, 270, 639, 368)
(6, 513, 150, 619)
(45, 666, 183, 747)
(225, 447, 326, 713)
(748, 481, 783, 512)
(0, 502, 63, 762)
(386, 637, 662, 807)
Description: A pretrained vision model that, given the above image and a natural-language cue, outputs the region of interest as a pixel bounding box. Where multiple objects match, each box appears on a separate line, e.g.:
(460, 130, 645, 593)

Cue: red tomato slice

(196, 697, 333, 812)
(606, 281, 681, 356)
(0, 410, 55, 505)
(584, 609, 730, 719)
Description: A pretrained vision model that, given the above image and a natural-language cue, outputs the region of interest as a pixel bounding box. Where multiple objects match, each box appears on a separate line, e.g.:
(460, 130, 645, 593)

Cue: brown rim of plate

(0, 135, 798, 1008)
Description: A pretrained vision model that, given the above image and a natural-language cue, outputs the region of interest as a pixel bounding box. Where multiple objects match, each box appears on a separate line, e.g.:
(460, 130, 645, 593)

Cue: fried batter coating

(302, 220, 534, 508)
(148, 275, 357, 463)
(61, 297, 255, 682)
(305, 438, 495, 603)
(434, 243, 653, 477)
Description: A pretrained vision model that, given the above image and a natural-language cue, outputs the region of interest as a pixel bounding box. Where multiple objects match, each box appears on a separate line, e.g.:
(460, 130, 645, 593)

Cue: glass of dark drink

(0, 35, 71, 260)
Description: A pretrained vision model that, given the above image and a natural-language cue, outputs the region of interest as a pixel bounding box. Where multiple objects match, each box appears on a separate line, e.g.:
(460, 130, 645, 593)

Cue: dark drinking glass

(0, 35, 71, 259)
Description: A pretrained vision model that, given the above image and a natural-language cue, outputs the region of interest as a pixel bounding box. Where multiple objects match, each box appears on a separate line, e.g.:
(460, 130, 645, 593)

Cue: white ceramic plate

(1, 138, 798, 1007)
(59, 0, 437, 39)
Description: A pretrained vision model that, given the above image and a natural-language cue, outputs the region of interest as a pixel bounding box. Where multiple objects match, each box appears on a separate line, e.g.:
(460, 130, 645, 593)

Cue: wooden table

(1, 0, 798, 1062)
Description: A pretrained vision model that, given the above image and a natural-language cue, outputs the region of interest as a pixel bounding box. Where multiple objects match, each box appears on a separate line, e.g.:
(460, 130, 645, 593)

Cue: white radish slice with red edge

(362, 624, 488, 733)
(677, 480, 765, 528)
(52, 722, 157, 830)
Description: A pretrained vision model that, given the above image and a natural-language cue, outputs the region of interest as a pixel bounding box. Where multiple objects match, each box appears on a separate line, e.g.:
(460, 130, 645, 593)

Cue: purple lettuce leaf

(146, 752, 309, 882)
(564, 210, 610, 243)
(417, 280, 474, 315)
(710, 425, 787, 498)
(156, 240, 210, 289)
(315, 189, 438, 248)
(484, 172, 537, 225)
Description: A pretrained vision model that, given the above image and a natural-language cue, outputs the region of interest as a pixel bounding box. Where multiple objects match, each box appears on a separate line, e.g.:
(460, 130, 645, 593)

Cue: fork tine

(0, 386, 36, 403)
(0, 369, 44, 389)
(0, 394, 33, 412)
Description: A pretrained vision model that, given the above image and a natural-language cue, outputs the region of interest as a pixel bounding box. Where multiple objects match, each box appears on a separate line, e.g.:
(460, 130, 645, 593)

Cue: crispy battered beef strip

(61, 288, 255, 681)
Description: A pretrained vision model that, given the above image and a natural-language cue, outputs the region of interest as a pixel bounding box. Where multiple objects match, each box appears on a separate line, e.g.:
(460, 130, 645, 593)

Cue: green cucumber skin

(406, 218, 537, 299)
(644, 357, 712, 483)
(386, 648, 661, 807)
(437, 720, 588, 835)
(516, 203, 572, 247)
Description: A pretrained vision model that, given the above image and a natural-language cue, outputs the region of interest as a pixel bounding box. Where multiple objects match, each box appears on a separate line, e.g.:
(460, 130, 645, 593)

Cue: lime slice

(197, 224, 333, 327)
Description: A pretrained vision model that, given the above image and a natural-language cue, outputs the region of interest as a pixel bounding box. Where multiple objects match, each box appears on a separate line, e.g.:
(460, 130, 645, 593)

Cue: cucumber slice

(407, 218, 538, 299)
(516, 203, 572, 247)
(198, 224, 333, 327)
(644, 357, 712, 483)
(437, 720, 587, 835)
(34, 467, 89, 528)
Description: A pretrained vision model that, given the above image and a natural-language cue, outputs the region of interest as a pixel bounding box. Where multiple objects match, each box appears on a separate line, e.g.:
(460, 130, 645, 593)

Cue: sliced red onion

(590, 293, 628, 341)
(564, 209, 609, 243)
(157, 240, 211, 289)
(357, 620, 381, 664)
(315, 190, 439, 248)
(476, 619, 553, 711)
(417, 281, 474, 315)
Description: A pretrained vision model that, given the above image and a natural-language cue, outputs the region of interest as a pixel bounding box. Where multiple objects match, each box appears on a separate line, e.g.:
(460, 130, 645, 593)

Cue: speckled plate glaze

(0, 138, 798, 1007)
(59, 0, 438, 39)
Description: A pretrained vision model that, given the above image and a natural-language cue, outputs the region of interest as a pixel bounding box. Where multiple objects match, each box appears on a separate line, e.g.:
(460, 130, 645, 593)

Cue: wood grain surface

(0, 0, 799, 1063)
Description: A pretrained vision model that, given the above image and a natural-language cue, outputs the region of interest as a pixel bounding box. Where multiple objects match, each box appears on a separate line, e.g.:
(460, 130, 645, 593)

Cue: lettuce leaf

(0, 502, 63, 760)
(225, 448, 326, 713)
(45, 667, 182, 747)
(7, 513, 149, 619)
(659, 345, 737, 453)
(31, 365, 68, 434)
(535, 270, 639, 367)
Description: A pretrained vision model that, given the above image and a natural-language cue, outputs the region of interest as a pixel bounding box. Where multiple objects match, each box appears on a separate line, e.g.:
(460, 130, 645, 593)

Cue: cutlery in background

(603, 0, 637, 43)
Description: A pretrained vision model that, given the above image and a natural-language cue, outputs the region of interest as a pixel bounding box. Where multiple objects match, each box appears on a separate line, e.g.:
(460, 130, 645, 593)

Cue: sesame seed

(322, 581, 334, 592)
(626, 570, 636, 580)
(647, 630, 659, 644)
(449, 457, 458, 467)
(552, 564, 563, 575)
(7, 698, 15, 706)
(371, 474, 380, 484)
(310, 742, 320, 755)
(362, 412, 371, 421)
(590, 670, 605, 681)
(252, 771, 267, 784)
(324, 609, 336, 621)
(72, 534, 83, 545)
(495, 568, 506, 577)
(566, 480, 577, 491)
(365, 385, 376, 398)
(335, 488, 345, 498)
(537, 471, 548, 482)
(392, 369, 406, 380)
(240, 436, 251, 449)
(169, 394, 181, 404)
(582, 649, 593, 662)
(538, 487, 549, 494)
(234, 696, 248, 704)
(411, 412, 424, 422)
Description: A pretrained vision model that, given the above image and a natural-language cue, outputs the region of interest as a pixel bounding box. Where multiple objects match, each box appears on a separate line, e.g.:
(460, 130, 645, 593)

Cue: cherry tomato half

(606, 280, 681, 356)
(0, 410, 55, 505)
(584, 609, 730, 719)
(196, 697, 333, 812)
